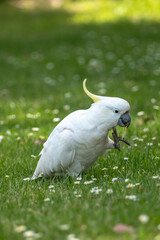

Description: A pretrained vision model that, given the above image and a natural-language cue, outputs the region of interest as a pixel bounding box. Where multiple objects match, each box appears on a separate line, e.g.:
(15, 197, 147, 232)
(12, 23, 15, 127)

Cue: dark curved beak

(118, 112, 131, 128)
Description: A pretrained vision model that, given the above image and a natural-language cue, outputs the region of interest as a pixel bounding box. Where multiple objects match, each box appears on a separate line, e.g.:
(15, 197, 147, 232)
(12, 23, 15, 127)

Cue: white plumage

(32, 79, 131, 179)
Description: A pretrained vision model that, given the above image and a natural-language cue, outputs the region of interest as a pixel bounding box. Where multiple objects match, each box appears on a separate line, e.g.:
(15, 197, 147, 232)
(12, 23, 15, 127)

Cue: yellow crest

(83, 79, 100, 103)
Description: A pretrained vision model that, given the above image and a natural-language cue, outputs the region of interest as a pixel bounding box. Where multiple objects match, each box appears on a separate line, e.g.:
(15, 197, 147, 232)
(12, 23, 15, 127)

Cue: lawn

(0, 1, 160, 239)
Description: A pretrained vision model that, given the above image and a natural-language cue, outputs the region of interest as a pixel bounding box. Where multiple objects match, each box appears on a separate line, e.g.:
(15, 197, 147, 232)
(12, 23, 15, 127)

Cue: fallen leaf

(113, 223, 135, 234)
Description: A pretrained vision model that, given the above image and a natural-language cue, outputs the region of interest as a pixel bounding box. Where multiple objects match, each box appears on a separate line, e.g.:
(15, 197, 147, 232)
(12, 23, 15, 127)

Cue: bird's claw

(112, 127, 131, 152)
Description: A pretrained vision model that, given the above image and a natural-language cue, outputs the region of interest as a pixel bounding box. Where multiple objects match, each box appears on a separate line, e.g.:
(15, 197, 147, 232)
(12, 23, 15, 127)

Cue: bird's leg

(112, 127, 131, 152)
(112, 127, 121, 151)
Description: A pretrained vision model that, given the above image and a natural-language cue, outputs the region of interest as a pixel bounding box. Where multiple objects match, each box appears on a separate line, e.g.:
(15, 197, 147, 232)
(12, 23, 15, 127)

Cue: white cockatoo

(32, 79, 131, 179)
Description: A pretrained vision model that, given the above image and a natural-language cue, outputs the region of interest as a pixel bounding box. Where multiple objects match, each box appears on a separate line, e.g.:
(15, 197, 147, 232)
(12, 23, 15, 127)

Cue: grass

(0, 1, 160, 239)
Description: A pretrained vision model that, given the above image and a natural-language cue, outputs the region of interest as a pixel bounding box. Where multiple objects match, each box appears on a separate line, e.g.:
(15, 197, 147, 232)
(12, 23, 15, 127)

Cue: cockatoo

(32, 79, 131, 179)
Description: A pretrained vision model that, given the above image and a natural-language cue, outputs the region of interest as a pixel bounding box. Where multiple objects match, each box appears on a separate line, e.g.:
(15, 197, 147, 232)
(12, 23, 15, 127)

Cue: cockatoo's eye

(114, 110, 119, 113)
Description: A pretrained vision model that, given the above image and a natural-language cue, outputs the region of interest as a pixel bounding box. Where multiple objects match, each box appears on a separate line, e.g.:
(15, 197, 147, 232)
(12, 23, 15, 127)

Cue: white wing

(31, 107, 114, 179)
(32, 126, 76, 179)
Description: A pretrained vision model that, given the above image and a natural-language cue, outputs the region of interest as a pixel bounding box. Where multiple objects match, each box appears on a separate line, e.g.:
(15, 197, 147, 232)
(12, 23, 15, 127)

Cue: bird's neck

(87, 105, 114, 133)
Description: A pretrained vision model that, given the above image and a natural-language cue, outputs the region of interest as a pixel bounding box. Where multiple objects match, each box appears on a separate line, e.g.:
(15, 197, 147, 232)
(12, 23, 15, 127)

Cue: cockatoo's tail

(32, 79, 131, 179)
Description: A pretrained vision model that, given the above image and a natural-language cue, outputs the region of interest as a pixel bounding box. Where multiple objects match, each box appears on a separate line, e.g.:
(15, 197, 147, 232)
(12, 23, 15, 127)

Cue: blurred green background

(0, 1, 160, 240)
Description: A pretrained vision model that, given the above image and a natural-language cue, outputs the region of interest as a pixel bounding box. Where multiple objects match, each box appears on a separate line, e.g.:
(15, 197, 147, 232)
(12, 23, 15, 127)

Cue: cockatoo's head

(83, 79, 131, 129)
